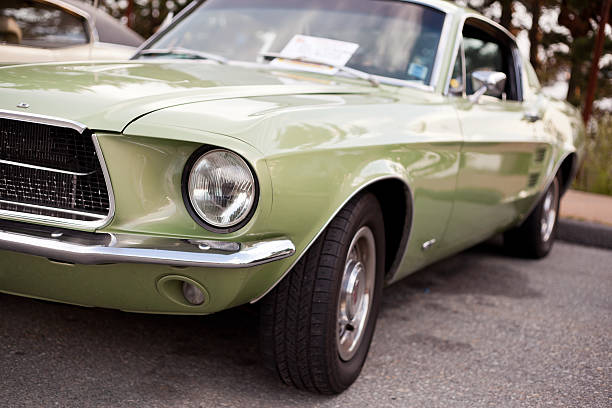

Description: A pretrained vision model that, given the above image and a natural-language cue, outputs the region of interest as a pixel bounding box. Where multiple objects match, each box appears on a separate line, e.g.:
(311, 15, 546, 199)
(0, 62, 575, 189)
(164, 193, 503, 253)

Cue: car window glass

(0, 0, 88, 48)
(463, 37, 504, 95)
(449, 48, 464, 95)
(149, 0, 446, 84)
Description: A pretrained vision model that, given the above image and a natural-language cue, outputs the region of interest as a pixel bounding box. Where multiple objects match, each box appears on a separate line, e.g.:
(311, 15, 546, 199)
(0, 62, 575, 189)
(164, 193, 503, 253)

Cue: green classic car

(0, 0, 584, 394)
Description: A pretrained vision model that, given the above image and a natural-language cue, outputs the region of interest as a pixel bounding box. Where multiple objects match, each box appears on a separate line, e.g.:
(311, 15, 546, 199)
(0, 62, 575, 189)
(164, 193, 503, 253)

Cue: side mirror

(469, 70, 506, 103)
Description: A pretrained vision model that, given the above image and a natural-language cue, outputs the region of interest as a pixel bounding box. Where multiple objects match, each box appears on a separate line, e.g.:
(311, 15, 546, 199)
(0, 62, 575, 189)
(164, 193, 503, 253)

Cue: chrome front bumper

(0, 221, 295, 268)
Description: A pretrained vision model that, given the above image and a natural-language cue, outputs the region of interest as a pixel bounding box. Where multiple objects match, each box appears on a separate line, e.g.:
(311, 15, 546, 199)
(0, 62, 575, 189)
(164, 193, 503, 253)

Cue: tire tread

(260, 193, 381, 394)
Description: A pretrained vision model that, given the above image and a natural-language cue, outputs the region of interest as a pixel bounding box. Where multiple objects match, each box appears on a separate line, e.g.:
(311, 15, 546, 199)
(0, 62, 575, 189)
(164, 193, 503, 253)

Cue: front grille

(0, 117, 110, 223)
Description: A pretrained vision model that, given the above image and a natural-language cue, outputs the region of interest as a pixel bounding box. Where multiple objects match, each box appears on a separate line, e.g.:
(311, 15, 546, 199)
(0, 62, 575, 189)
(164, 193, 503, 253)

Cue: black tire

(504, 174, 561, 258)
(260, 193, 385, 394)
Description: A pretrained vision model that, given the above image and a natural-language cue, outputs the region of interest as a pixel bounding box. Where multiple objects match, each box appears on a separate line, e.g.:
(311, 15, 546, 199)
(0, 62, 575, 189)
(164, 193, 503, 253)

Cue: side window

(464, 37, 503, 95)
(449, 47, 465, 95)
(462, 21, 521, 101)
(0, 0, 88, 49)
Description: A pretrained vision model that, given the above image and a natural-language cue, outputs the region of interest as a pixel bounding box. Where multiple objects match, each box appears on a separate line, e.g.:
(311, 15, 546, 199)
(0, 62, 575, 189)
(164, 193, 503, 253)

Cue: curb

(558, 218, 612, 250)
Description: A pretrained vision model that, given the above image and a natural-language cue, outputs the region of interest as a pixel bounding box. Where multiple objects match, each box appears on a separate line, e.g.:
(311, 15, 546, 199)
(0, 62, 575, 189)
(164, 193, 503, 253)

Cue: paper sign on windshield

(270, 35, 359, 75)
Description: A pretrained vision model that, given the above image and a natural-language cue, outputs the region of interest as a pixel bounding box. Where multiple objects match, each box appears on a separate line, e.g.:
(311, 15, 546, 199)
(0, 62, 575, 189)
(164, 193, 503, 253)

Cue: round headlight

(186, 149, 257, 230)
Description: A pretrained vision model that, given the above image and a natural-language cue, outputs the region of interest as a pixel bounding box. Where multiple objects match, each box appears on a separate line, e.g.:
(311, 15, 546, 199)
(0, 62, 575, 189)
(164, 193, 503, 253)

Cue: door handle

(523, 111, 542, 122)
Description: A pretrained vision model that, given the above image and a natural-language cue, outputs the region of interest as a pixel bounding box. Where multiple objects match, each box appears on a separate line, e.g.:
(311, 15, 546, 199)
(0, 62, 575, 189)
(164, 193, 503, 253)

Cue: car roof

(397, 0, 472, 14)
(53, 0, 144, 47)
(401, 0, 517, 42)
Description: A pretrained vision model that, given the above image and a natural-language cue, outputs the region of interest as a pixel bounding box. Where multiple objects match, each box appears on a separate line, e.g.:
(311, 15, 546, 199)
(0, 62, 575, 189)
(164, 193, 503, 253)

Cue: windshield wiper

(260, 52, 379, 87)
(134, 47, 228, 64)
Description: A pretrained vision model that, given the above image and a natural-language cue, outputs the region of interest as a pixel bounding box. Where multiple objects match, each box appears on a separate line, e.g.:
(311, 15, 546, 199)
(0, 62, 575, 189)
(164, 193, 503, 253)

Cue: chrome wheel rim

(541, 178, 559, 243)
(337, 226, 376, 361)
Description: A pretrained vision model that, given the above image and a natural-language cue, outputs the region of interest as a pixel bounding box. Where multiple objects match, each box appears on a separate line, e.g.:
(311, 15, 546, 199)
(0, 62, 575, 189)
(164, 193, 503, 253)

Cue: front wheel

(504, 174, 561, 258)
(260, 193, 385, 394)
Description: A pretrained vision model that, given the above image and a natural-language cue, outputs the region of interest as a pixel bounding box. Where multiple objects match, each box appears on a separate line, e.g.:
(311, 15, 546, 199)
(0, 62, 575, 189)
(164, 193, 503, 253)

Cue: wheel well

(558, 153, 577, 197)
(365, 179, 412, 279)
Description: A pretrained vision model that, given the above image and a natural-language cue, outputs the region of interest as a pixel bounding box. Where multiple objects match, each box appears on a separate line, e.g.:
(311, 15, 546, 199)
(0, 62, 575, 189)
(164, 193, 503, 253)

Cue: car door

(441, 18, 549, 253)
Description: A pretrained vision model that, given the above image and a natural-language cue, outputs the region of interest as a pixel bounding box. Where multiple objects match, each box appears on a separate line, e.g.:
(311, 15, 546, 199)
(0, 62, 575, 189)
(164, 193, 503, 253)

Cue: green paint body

(0, 3, 585, 314)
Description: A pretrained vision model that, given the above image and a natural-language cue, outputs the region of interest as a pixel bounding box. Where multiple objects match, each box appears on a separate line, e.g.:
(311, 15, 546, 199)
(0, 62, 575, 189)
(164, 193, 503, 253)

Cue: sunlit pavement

(561, 189, 612, 226)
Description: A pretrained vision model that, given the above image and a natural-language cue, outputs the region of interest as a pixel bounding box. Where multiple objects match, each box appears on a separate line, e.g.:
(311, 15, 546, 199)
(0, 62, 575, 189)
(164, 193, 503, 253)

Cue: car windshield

(145, 0, 446, 85)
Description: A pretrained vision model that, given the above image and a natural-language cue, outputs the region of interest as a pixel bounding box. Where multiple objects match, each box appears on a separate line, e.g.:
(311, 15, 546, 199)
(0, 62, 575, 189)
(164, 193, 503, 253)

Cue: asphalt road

(1, 240, 610, 408)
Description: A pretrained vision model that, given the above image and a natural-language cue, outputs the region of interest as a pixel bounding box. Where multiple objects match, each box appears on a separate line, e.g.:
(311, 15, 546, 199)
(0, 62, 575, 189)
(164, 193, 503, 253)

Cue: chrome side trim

(443, 26, 464, 97)
(250, 175, 415, 303)
(0, 109, 87, 133)
(429, 12, 453, 89)
(421, 238, 437, 251)
(0, 226, 295, 268)
(0, 159, 94, 176)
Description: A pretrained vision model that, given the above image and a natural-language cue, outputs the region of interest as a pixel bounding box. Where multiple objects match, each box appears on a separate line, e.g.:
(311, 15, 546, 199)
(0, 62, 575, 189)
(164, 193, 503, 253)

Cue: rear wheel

(504, 174, 561, 258)
(260, 193, 385, 394)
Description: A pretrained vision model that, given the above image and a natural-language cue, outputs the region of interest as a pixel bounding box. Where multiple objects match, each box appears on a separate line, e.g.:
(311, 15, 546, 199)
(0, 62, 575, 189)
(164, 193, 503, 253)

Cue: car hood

(0, 60, 372, 132)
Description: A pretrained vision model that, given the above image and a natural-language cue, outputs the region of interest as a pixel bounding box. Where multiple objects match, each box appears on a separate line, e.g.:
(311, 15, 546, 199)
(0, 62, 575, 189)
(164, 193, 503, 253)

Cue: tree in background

(550, 0, 611, 108)
(457, 0, 611, 111)
(98, 0, 192, 40)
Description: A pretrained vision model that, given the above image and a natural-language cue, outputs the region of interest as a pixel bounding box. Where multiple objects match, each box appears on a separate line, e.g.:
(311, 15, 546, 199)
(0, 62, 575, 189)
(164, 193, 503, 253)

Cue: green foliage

(574, 115, 612, 196)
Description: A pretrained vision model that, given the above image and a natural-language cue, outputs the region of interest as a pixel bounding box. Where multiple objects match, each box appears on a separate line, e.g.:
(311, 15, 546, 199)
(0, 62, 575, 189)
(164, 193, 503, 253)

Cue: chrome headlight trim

(182, 146, 259, 233)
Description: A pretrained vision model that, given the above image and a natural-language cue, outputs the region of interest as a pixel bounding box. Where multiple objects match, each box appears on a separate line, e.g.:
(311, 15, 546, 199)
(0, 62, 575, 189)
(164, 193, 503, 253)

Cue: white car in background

(0, 0, 143, 64)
